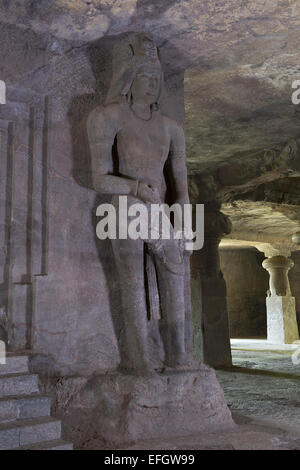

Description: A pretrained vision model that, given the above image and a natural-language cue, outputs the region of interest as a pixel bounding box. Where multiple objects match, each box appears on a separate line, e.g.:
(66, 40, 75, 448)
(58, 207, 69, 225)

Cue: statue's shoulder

(87, 103, 125, 136)
(88, 103, 123, 122)
(161, 114, 184, 140)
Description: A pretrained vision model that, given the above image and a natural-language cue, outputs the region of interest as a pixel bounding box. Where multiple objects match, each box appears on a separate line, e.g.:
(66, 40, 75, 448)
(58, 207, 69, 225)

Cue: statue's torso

(116, 106, 172, 189)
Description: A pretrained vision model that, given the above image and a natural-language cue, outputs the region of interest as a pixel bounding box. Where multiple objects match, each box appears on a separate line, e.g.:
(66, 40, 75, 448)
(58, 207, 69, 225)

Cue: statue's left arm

(167, 122, 193, 253)
(168, 122, 190, 208)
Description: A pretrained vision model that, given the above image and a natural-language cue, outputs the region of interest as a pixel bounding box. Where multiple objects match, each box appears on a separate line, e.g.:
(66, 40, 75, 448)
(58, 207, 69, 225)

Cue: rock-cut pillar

(262, 256, 299, 344)
(190, 200, 232, 367)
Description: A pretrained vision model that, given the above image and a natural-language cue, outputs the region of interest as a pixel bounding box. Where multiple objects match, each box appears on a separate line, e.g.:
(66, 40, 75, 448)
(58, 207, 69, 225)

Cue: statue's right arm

(87, 106, 139, 196)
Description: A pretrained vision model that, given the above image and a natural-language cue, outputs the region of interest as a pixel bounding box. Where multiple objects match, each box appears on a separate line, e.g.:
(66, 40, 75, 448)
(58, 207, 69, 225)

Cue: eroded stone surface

(0, 3, 299, 446)
(2, 1, 300, 172)
(86, 34, 192, 374)
(41, 366, 234, 448)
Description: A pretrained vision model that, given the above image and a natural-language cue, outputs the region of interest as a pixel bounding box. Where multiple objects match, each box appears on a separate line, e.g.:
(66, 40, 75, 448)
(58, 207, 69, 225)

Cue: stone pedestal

(53, 367, 234, 449)
(266, 296, 299, 344)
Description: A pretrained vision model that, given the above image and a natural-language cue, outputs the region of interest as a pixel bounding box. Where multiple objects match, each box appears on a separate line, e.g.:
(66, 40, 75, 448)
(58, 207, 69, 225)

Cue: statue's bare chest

(116, 112, 171, 166)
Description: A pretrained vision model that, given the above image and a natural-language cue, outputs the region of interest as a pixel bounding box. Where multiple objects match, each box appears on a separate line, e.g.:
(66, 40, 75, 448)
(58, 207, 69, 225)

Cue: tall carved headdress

(105, 34, 163, 107)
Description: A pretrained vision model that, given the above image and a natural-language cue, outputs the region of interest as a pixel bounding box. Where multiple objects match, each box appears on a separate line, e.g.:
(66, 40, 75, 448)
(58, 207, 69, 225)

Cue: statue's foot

(133, 367, 158, 378)
(162, 355, 201, 372)
(182, 358, 202, 371)
(163, 352, 186, 370)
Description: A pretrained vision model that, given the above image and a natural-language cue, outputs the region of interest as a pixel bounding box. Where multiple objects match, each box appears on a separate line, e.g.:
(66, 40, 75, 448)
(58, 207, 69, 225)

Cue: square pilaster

(266, 296, 299, 344)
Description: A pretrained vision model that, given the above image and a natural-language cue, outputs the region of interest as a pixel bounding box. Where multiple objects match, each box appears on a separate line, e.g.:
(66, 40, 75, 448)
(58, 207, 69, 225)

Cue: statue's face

(131, 68, 160, 105)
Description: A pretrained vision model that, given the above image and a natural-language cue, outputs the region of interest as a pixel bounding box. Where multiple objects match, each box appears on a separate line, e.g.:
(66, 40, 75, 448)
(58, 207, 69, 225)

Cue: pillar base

(266, 295, 299, 344)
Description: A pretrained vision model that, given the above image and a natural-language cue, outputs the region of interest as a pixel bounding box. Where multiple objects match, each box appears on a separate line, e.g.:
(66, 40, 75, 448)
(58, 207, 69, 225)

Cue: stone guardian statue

(87, 34, 192, 375)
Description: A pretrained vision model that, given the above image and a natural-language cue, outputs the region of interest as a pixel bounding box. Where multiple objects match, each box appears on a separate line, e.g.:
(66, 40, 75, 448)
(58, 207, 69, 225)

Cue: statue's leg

(111, 237, 151, 375)
(153, 240, 186, 368)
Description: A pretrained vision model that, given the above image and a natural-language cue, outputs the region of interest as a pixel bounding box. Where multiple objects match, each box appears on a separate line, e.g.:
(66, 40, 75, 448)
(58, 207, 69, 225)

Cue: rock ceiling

(2, 0, 300, 165)
(221, 199, 300, 255)
(1, 0, 300, 244)
(2, 1, 300, 164)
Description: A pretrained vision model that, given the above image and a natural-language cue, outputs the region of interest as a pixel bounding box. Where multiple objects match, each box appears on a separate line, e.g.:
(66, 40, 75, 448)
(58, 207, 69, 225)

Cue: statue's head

(105, 34, 163, 108)
(130, 64, 161, 106)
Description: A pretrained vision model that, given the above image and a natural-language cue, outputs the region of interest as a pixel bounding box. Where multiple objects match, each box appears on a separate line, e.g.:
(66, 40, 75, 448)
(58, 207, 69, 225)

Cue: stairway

(0, 354, 73, 450)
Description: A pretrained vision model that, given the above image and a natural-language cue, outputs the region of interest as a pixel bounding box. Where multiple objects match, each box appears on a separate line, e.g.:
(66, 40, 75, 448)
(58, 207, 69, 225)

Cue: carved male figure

(87, 35, 191, 375)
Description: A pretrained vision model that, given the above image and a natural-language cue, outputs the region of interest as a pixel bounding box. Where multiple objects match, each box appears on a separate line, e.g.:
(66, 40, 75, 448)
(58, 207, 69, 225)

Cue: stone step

(0, 416, 61, 450)
(0, 355, 29, 376)
(0, 394, 51, 423)
(19, 439, 73, 450)
(0, 373, 39, 398)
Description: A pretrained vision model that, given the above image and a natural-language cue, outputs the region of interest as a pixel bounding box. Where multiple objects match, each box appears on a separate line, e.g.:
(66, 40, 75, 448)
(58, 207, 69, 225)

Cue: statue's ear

(154, 71, 164, 108)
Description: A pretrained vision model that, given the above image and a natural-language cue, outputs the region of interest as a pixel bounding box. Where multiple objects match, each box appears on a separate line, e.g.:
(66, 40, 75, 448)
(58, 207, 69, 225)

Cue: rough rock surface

(121, 343, 300, 450)
(0, 0, 299, 415)
(40, 366, 234, 449)
(1, 1, 300, 248)
(222, 200, 300, 254)
(2, 0, 300, 168)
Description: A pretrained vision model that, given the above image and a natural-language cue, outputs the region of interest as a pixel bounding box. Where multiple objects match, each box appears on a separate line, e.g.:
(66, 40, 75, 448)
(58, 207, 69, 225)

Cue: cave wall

(0, 26, 185, 377)
(220, 247, 268, 338)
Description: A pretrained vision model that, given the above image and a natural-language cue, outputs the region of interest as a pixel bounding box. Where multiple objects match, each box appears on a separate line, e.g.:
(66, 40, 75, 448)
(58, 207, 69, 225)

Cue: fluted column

(262, 255, 299, 344)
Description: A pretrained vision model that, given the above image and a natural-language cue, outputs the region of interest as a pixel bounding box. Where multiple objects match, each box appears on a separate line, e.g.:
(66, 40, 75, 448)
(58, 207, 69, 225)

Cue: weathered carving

(87, 35, 191, 375)
(215, 140, 300, 201)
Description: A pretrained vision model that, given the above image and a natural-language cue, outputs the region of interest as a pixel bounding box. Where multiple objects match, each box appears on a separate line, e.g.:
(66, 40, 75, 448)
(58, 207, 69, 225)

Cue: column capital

(262, 255, 294, 297)
(262, 255, 294, 271)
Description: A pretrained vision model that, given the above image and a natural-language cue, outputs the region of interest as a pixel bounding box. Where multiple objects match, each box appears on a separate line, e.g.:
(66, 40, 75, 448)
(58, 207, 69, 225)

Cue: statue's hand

(137, 182, 161, 204)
